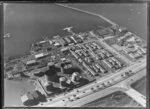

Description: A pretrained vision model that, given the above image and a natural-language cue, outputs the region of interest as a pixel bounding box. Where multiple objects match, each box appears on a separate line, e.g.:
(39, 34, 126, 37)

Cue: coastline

(4, 3, 147, 107)
(4, 4, 111, 59)
(4, 3, 147, 58)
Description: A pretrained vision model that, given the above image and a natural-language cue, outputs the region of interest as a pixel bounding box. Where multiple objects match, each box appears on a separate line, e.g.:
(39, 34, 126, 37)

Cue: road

(89, 31, 134, 65)
(34, 4, 147, 107)
(125, 88, 146, 107)
(64, 65, 146, 107)
(34, 30, 146, 107)
(38, 68, 146, 107)
(114, 68, 146, 107)
(35, 57, 146, 107)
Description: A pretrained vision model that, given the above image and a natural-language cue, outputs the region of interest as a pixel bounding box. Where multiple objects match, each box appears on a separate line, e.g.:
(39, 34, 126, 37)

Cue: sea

(4, 3, 147, 106)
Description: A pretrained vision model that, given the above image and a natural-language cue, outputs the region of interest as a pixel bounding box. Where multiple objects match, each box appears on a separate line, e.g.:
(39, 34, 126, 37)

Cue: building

(71, 72, 80, 84)
(82, 62, 97, 76)
(96, 28, 114, 37)
(99, 52, 105, 59)
(70, 36, 77, 44)
(64, 37, 71, 44)
(26, 60, 37, 65)
(74, 37, 83, 43)
(61, 48, 69, 54)
(32, 91, 39, 99)
(47, 62, 54, 66)
(103, 60, 113, 69)
(59, 77, 69, 89)
(37, 79, 49, 96)
(62, 38, 68, 46)
(128, 53, 136, 59)
(92, 65, 99, 73)
(134, 52, 143, 59)
(22, 55, 35, 64)
(34, 53, 48, 59)
(126, 36, 136, 42)
(6, 72, 13, 78)
(54, 42, 61, 47)
(21, 92, 35, 106)
(140, 48, 146, 54)
(77, 34, 84, 40)
(92, 42, 100, 49)
(70, 51, 79, 59)
(30, 40, 51, 55)
(95, 64, 106, 73)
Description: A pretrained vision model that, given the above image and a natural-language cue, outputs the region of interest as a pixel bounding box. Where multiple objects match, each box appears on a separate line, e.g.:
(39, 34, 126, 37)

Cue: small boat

(63, 27, 73, 32)
(63, 27, 75, 35)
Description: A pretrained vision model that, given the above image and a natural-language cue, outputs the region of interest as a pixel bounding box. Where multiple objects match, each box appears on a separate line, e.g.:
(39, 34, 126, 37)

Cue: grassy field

(83, 75, 146, 107)
(131, 76, 146, 96)
(83, 91, 140, 107)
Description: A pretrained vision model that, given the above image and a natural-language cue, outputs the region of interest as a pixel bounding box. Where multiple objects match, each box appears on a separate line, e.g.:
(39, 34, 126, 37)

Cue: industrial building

(4, 25, 146, 107)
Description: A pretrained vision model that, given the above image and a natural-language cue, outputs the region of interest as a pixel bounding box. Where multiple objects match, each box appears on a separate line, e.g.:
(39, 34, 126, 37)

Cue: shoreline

(4, 3, 113, 60)
(4, 4, 146, 59)
(4, 52, 30, 62)
(4, 4, 147, 107)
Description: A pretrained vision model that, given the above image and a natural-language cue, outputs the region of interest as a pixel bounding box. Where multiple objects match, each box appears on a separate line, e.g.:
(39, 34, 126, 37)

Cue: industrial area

(4, 23, 147, 107)
(4, 4, 147, 107)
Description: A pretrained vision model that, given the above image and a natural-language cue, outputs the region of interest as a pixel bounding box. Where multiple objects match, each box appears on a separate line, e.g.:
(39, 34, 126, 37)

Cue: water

(4, 3, 147, 57)
(4, 3, 111, 58)
(4, 3, 147, 107)
(69, 3, 147, 40)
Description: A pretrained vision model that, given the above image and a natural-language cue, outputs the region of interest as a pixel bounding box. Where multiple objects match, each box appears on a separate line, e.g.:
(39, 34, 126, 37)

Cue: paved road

(35, 34, 146, 107)
(114, 67, 146, 107)
(67, 65, 146, 107)
(34, 4, 147, 107)
(125, 88, 146, 107)
(36, 58, 146, 107)
(43, 67, 146, 107)
(89, 31, 134, 65)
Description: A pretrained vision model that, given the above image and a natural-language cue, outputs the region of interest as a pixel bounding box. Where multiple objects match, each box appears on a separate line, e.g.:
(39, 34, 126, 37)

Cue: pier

(56, 4, 117, 26)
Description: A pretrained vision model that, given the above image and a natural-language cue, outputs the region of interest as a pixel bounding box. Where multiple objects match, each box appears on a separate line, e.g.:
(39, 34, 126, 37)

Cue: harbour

(4, 3, 147, 107)
(4, 3, 111, 58)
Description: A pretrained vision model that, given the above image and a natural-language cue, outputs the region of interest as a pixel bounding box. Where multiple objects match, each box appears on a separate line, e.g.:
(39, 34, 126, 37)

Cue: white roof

(126, 37, 135, 42)
(21, 95, 28, 103)
(61, 48, 68, 51)
(39, 40, 46, 44)
(59, 77, 66, 82)
(48, 62, 54, 66)
(26, 60, 36, 65)
(21, 93, 33, 103)
(61, 58, 66, 61)
(54, 42, 60, 46)
(35, 53, 44, 58)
